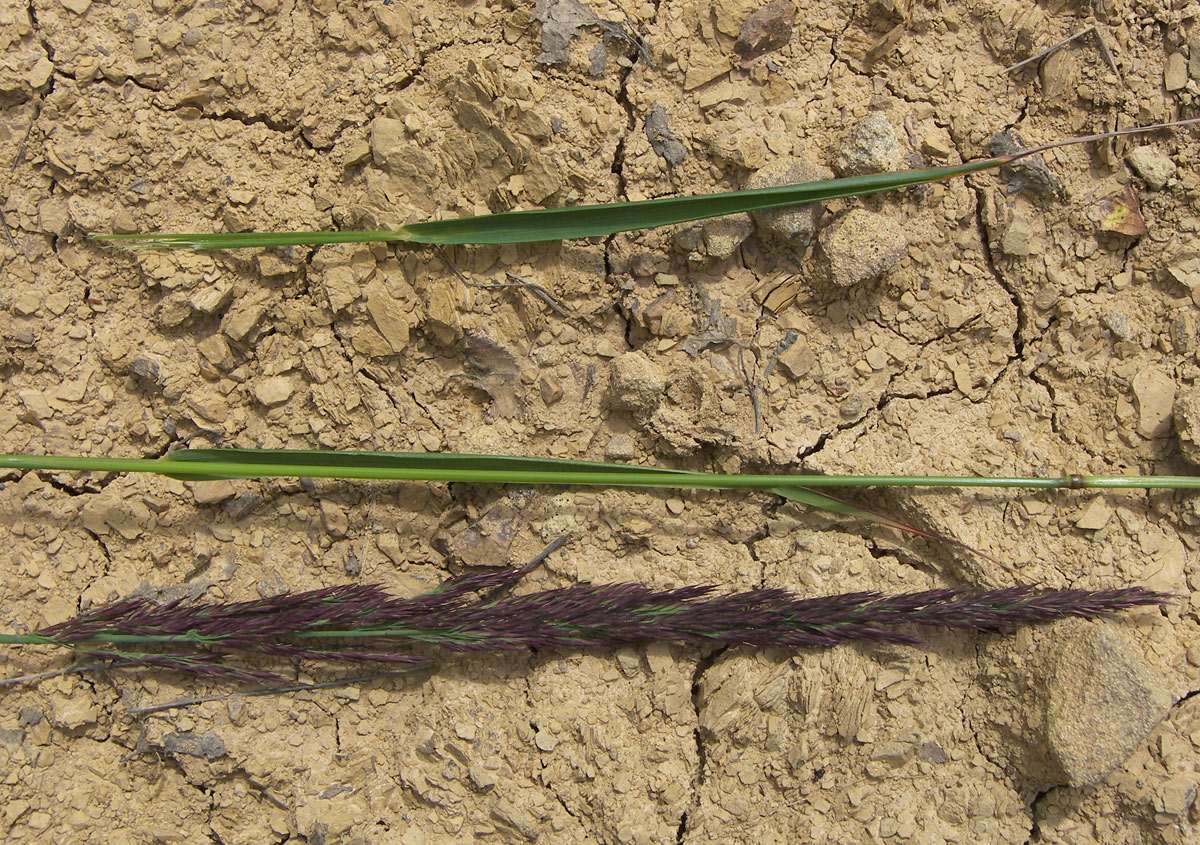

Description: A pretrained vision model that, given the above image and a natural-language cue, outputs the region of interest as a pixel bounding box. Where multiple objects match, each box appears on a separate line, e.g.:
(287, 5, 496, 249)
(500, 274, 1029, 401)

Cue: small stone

(1044, 620, 1172, 787)
(257, 253, 294, 278)
(1131, 367, 1175, 438)
(1000, 206, 1038, 256)
(190, 283, 233, 315)
(534, 730, 557, 752)
(1101, 312, 1132, 341)
(191, 480, 237, 505)
(645, 104, 687, 167)
(448, 502, 519, 568)
(454, 721, 477, 741)
(538, 374, 563, 405)
(1165, 52, 1188, 91)
(468, 764, 497, 791)
(1174, 386, 1200, 465)
(59, 0, 91, 13)
(666, 497, 685, 515)
(1169, 310, 1194, 354)
(817, 209, 908, 287)
(370, 117, 406, 169)
(13, 293, 41, 316)
(869, 741, 915, 766)
(919, 124, 955, 159)
(197, 335, 233, 370)
(745, 156, 834, 244)
(254, 375, 294, 406)
(701, 213, 753, 260)
(364, 280, 415, 354)
(734, 0, 796, 61)
(865, 347, 889, 370)
(221, 298, 267, 342)
(1126, 146, 1176, 191)
(1159, 777, 1198, 817)
(27, 57, 53, 89)
(605, 433, 638, 461)
(917, 741, 949, 764)
(609, 352, 665, 417)
(683, 54, 732, 90)
(320, 501, 349, 538)
(132, 35, 153, 61)
(833, 113, 905, 176)
(1074, 498, 1113, 531)
(777, 344, 815, 379)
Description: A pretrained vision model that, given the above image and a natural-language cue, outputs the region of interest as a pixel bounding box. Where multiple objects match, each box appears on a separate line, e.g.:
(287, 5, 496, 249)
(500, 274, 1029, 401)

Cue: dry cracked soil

(1, 0, 1200, 842)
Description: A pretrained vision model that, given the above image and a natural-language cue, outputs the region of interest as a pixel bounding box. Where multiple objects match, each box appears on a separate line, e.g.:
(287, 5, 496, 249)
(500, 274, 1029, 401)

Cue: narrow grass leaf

(92, 120, 1200, 251)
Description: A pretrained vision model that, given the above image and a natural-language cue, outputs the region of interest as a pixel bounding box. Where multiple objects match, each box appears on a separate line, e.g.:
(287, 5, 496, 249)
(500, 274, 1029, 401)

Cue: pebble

(644, 104, 687, 167)
(1173, 385, 1200, 465)
(609, 352, 665, 417)
(1074, 498, 1113, 531)
(833, 113, 905, 176)
(320, 501, 349, 538)
(869, 741, 915, 766)
(605, 433, 638, 460)
(665, 497, 685, 515)
(1101, 312, 1132, 341)
(701, 213, 753, 260)
(254, 375, 294, 406)
(1126, 146, 1176, 191)
(191, 480, 237, 505)
(744, 155, 834, 244)
(817, 209, 908, 287)
(13, 293, 41, 316)
(534, 730, 557, 752)
(222, 298, 266, 342)
(777, 344, 815, 379)
(1131, 367, 1175, 438)
(1000, 206, 1038, 256)
(1165, 52, 1188, 91)
(734, 0, 796, 61)
(1043, 620, 1172, 787)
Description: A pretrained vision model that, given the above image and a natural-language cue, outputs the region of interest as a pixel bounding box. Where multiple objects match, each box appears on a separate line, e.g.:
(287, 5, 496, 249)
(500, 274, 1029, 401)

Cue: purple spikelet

(13, 573, 1170, 683)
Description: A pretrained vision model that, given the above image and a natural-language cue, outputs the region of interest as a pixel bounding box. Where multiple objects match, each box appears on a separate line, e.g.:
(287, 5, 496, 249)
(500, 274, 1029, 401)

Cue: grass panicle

(0, 561, 1169, 684)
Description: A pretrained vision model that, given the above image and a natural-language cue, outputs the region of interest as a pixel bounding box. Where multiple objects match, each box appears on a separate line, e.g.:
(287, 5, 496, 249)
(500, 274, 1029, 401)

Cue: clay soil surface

(2, 0, 1200, 842)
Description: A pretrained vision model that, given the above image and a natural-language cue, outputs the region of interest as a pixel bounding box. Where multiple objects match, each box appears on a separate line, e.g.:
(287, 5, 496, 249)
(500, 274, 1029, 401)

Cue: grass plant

(2, 448, 1199, 493)
(92, 121, 1200, 250)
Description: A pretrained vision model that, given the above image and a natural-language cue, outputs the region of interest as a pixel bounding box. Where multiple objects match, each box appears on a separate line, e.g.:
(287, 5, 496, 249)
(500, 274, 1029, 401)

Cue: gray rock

(645, 104, 687, 168)
(161, 731, 228, 761)
(609, 352, 665, 417)
(833, 113, 905, 176)
(701, 213, 754, 260)
(745, 155, 834, 244)
(817, 209, 908, 287)
(1044, 620, 1172, 787)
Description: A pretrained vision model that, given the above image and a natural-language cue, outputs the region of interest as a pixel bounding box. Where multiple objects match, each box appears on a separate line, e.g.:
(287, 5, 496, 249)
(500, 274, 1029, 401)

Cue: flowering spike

(0, 570, 1169, 684)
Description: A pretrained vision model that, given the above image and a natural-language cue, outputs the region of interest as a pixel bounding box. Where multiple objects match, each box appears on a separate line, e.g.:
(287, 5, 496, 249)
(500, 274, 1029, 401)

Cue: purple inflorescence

(27, 574, 1170, 682)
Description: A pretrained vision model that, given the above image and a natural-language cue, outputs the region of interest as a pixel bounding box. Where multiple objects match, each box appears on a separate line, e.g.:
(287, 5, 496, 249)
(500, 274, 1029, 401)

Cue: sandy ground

(1, 0, 1199, 842)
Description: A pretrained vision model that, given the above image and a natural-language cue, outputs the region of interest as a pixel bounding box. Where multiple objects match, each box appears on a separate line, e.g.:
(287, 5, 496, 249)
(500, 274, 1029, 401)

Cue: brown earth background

(1, 0, 1199, 842)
